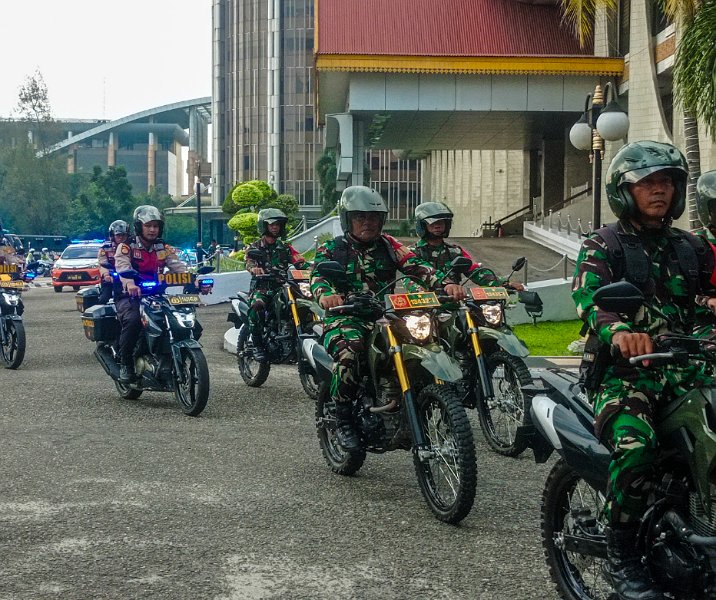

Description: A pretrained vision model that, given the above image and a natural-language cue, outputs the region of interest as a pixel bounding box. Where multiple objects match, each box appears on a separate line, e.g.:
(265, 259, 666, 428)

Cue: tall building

(212, 0, 421, 221)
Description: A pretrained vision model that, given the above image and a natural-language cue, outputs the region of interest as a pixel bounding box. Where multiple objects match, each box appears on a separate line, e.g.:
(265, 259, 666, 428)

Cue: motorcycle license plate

(471, 286, 509, 300)
(289, 269, 310, 281)
(387, 292, 440, 309)
(0, 280, 24, 289)
(168, 294, 201, 305)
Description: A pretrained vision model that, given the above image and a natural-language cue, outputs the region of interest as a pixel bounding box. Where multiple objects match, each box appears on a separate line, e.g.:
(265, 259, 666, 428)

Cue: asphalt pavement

(0, 285, 565, 600)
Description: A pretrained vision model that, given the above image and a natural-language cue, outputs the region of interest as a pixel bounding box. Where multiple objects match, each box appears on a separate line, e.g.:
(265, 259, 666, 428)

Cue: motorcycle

(438, 256, 542, 457)
(81, 268, 214, 416)
(0, 265, 33, 369)
(25, 258, 53, 277)
(524, 281, 716, 599)
(228, 249, 318, 388)
(310, 260, 477, 524)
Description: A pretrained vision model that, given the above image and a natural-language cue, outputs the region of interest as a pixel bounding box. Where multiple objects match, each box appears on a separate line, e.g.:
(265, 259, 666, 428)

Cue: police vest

(128, 239, 170, 277)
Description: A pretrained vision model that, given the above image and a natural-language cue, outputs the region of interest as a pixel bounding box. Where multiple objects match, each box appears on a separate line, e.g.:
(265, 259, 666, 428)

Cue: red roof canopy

(317, 0, 591, 57)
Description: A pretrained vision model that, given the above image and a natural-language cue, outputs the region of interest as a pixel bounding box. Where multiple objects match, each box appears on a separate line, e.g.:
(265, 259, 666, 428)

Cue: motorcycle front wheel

(542, 459, 612, 600)
(0, 318, 26, 369)
(477, 351, 531, 457)
(114, 380, 143, 400)
(414, 384, 477, 524)
(315, 383, 366, 476)
(236, 325, 270, 387)
(173, 347, 210, 416)
(297, 357, 319, 400)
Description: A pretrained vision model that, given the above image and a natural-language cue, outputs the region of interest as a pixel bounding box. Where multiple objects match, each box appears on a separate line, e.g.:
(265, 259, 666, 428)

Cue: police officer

(245, 208, 307, 362)
(407, 201, 524, 291)
(310, 186, 466, 451)
(114, 206, 188, 383)
(573, 141, 716, 600)
(97, 220, 129, 304)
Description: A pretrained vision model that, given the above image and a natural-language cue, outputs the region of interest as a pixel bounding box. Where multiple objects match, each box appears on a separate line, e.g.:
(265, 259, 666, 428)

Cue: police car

(51, 240, 104, 292)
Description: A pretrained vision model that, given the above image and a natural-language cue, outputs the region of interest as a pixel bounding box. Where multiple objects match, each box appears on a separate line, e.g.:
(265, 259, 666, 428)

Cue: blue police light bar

(25, 271, 36, 279)
(140, 281, 158, 289)
(199, 278, 214, 285)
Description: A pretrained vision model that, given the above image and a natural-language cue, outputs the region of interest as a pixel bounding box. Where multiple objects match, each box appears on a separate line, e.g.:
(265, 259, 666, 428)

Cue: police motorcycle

(437, 256, 542, 457)
(81, 268, 214, 416)
(524, 281, 716, 600)
(310, 260, 477, 524)
(228, 249, 319, 389)
(0, 264, 34, 369)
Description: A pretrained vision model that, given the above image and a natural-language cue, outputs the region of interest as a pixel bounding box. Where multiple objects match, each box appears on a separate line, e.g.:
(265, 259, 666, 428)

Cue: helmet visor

(620, 165, 686, 185)
(424, 216, 452, 225)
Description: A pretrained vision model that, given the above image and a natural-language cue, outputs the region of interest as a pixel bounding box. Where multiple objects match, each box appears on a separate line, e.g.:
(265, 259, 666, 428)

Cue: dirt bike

(0, 265, 33, 369)
(524, 281, 716, 599)
(81, 269, 214, 416)
(438, 257, 542, 457)
(310, 260, 477, 524)
(228, 250, 318, 389)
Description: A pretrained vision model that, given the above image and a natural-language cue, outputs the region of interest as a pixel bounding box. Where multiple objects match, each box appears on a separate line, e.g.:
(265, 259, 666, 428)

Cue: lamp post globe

(596, 102, 630, 141)
(569, 117, 593, 151)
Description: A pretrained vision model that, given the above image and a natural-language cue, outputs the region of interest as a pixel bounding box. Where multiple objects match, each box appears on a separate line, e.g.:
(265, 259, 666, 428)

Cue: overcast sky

(0, 0, 212, 121)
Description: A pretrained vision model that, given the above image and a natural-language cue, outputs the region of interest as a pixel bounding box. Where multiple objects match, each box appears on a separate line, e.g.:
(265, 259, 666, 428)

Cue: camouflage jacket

(404, 239, 499, 291)
(572, 219, 716, 345)
(245, 237, 307, 274)
(311, 233, 440, 299)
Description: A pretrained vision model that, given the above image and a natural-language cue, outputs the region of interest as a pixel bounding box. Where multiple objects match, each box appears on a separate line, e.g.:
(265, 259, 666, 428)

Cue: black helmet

(414, 201, 453, 238)
(108, 220, 129, 239)
(696, 170, 716, 227)
(338, 186, 388, 234)
(133, 205, 164, 237)
(605, 141, 688, 221)
(257, 208, 288, 237)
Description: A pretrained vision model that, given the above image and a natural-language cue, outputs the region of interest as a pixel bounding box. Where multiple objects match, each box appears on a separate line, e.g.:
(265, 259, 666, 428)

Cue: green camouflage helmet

(257, 208, 288, 237)
(338, 185, 388, 233)
(414, 201, 454, 238)
(606, 141, 688, 220)
(696, 170, 716, 226)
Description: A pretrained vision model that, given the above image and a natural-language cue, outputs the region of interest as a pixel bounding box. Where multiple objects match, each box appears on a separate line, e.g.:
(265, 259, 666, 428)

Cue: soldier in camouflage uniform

(405, 201, 524, 292)
(692, 172, 716, 328)
(573, 141, 716, 600)
(310, 186, 466, 451)
(245, 208, 307, 362)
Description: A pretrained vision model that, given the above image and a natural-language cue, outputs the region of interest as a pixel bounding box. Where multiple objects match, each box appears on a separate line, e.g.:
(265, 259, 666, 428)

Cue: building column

(350, 119, 365, 186)
(107, 131, 117, 167)
(541, 138, 565, 214)
(67, 145, 76, 174)
(147, 131, 156, 192)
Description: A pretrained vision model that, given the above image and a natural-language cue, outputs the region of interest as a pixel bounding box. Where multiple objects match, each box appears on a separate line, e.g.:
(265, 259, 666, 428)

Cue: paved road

(1, 286, 562, 600)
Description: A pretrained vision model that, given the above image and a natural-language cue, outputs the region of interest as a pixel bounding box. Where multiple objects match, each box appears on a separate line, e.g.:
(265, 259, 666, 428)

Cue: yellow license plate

(168, 294, 200, 305)
(0, 280, 24, 289)
(387, 292, 440, 309)
(471, 286, 509, 300)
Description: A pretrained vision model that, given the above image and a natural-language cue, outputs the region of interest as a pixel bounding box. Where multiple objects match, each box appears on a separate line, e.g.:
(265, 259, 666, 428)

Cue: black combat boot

(334, 402, 361, 451)
(251, 337, 267, 363)
(119, 360, 136, 384)
(603, 526, 663, 600)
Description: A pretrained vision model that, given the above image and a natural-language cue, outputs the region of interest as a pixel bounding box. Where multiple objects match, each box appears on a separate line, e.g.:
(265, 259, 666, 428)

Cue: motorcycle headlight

(2, 292, 19, 305)
(298, 282, 312, 298)
(403, 314, 432, 341)
(173, 310, 196, 328)
(482, 304, 503, 326)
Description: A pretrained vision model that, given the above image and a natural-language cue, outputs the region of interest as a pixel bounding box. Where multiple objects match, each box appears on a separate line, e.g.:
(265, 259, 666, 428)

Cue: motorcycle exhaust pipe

(370, 399, 397, 413)
(94, 345, 121, 380)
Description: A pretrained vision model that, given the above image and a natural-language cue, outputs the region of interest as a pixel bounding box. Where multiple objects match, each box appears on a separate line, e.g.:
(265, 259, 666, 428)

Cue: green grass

(513, 319, 583, 356)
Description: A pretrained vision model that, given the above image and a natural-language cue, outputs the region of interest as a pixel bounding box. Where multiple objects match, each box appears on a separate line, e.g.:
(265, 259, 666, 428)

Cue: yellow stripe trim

(315, 55, 624, 77)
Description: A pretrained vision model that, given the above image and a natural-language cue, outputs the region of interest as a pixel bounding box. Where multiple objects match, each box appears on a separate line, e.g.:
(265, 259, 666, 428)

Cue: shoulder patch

(121, 245, 129, 255)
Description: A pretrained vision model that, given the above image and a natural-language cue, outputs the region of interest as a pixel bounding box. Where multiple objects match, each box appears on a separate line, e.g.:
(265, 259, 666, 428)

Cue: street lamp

(569, 82, 629, 230)
(195, 160, 202, 246)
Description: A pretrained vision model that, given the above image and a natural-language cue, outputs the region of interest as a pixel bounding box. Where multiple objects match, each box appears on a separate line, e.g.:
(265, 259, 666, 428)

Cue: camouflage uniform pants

(323, 314, 372, 405)
(594, 361, 711, 525)
(247, 289, 276, 337)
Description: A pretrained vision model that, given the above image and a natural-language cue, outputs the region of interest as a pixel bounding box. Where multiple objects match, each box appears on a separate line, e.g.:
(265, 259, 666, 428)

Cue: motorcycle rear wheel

(0, 319, 25, 369)
(298, 358, 319, 400)
(173, 347, 210, 416)
(414, 384, 477, 524)
(315, 383, 366, 475)
(542, 459, 612, 600)
(477, 351, 531, 457)
(236, 325, 270, 387)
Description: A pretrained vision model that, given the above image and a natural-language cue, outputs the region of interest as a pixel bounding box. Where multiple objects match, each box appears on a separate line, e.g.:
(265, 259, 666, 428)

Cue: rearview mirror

(449, 256, 472, 275)
(592, 281, 644, 317)
(512, 257, 526, 272)
(197, 266, 215, 275)
(118, 269, 139, 279)
(316, 260, 347, 281)
(246, 249, 265, 263)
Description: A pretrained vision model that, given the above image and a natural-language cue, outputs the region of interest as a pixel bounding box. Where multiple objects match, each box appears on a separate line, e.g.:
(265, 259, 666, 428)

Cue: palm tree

(559, 0, 714, 226)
